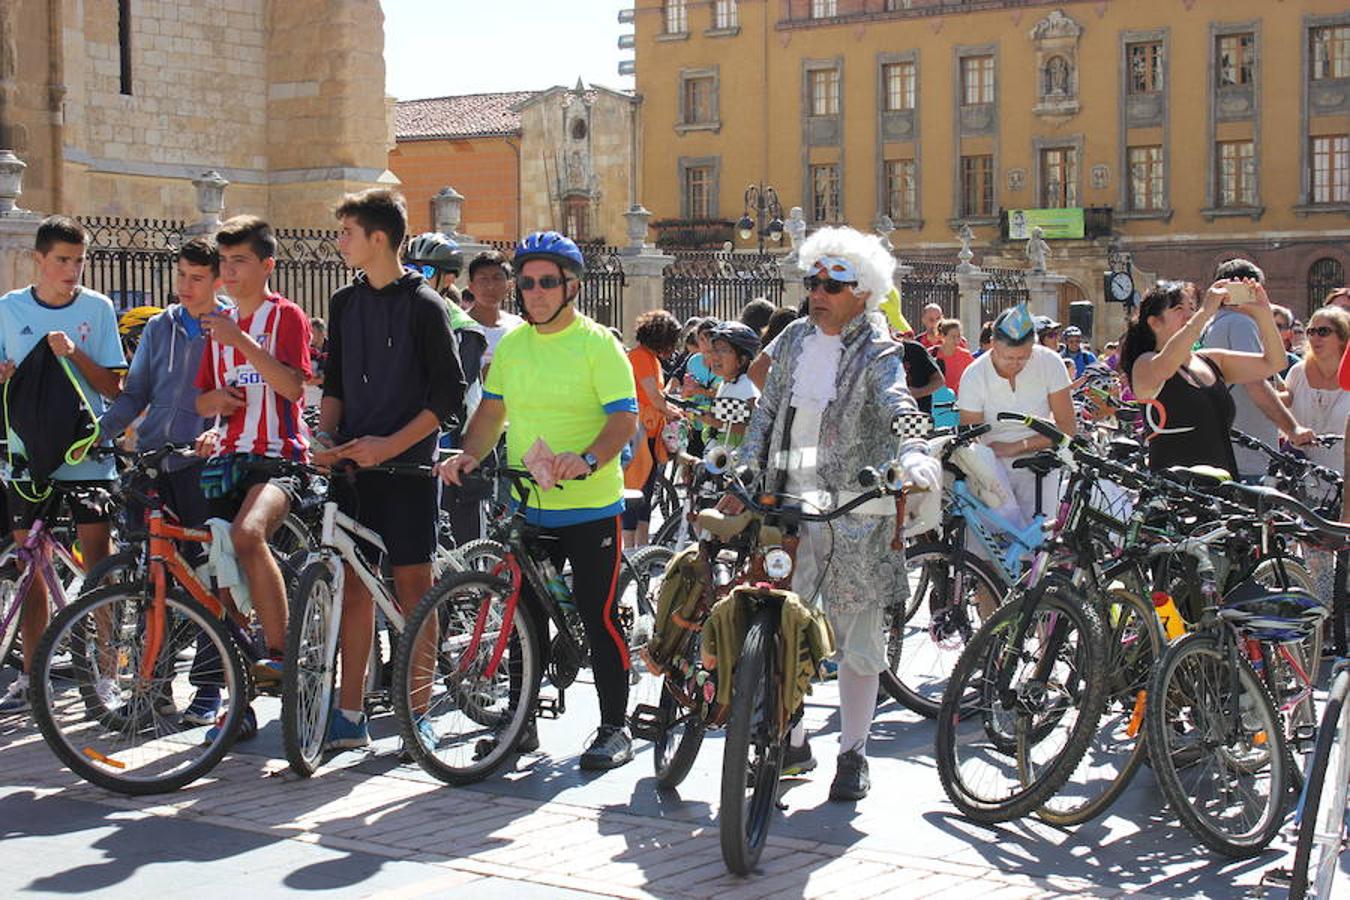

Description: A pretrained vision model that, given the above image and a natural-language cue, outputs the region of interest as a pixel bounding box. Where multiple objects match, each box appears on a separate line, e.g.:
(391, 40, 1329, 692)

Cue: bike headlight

(763, 547, 793, 580)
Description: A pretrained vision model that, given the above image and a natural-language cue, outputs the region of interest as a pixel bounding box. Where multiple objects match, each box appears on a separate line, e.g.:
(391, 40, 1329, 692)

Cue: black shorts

(334, 470, 437, 568)
(7, 480, 115, 532)
(205, 468, 303, 523)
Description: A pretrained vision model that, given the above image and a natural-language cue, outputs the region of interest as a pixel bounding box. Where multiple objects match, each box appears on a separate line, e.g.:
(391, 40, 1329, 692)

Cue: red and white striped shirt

(195, 293, 313, 461)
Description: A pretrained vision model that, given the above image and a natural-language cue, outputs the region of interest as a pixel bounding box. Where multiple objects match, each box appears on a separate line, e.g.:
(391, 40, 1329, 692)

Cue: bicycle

(1283, 657, 1350, 899)
(390, 465, 661, 785)
(29, 446, 253, 794)
(280, 458, 442, 776)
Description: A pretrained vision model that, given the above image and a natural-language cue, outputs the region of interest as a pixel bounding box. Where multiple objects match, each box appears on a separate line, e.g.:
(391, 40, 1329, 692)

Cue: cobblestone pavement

(0, 673, 1320, 899)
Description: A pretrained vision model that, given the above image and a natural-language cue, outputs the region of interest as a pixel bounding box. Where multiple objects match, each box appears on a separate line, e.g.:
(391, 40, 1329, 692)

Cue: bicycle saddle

(1164, 464, 1232, 488)
(1010, 450, 1062, 476)
(696, 509, 754, 540)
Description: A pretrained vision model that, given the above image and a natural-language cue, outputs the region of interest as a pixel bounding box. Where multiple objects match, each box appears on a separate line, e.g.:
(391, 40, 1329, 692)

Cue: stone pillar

(618, 246, 674, 342)
(955, 269, 987, 343)
(185, 170, 229, 237)
(778, 254, 804, 312)
(0, 150, 39, 296)
(432, 186, 469, 240)
(1024, 272, 1068, 319)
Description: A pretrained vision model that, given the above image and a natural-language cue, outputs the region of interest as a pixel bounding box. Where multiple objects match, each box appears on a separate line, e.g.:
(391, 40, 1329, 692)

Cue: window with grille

(811, 164, 841, 222)
(960, 155, 994, 217)
(713, 0, 738, 30)
(1127, 145, 1165, 210)
(1311, 25, 1350, 80)
(810, 68, 840, 116)
(1311, 135, 1349, 204)
(1216, 141, 1256, 207)
(1040, 147, 1077, 208)
(811, 0, 837, 18)
(883, 62, 916, 111)
(685, 166, 714, 218)
(1128, 42, 1164, 94)
(1217, 33, 1256, 87)
(682, 77, 715, 125)
(884, 159, 917, 221)
(1308, 258, 1345, 307)
(961, 55, 994, 106)
(664, 0, 687, 34)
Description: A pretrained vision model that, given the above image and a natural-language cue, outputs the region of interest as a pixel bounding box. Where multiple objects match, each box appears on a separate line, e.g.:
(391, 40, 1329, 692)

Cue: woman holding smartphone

(1120, 278, 1286, 475)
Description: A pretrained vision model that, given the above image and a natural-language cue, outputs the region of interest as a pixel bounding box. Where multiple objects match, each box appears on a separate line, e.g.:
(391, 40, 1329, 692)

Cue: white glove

(898, 448, 942, 493)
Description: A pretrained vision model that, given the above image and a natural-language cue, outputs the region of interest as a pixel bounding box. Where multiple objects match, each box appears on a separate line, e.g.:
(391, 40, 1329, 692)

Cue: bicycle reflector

(1217, 580, 1328, 643)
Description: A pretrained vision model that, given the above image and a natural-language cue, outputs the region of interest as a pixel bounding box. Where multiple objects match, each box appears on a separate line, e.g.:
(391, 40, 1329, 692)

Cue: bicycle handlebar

(996, 411, 1070, 445)
(1216, 481, 1350, 545)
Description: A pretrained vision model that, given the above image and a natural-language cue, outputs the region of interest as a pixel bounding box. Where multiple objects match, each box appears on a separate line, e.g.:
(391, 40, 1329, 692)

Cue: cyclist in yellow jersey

(438, 231, 639, 770)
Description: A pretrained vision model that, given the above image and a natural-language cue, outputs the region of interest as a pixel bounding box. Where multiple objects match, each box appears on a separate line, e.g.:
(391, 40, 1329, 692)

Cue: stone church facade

(0, 0, 393, 227)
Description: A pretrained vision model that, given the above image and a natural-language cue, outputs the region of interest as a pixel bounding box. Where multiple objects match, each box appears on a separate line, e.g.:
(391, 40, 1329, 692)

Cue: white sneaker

(0, 675, 30, 714)
(95, 676, 121, 710)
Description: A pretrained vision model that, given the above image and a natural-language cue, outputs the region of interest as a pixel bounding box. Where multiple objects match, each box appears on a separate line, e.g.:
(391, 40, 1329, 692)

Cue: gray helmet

(404, 232, 463, 274)
(710, 321, 762, 359)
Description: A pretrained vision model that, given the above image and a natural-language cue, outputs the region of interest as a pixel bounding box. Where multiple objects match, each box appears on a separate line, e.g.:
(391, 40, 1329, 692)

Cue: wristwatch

(581, 452, 599, 473)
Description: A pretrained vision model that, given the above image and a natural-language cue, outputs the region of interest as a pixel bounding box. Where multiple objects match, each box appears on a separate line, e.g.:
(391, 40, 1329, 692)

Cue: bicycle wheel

(281, 561, 342, 777)
(0, 561, 24, 670)
(719, 605, 783, 876)
(1145, 631, 1289, 858)
(936, 575, 1108, 823)
(1289, 666, 1350, 900)
(1037, 588, 1161, 826)
(880, 542, 1005, 718)
(82, 550, 142, 593)
(391, 571, 540, 785)
(1253, 557, 1321, 747)
(30, 584, 249, 795)
(453, 538, 510, 574)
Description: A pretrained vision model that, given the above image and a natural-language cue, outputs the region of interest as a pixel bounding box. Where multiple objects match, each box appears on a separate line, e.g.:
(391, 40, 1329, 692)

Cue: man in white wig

(735, 226, 941, 800)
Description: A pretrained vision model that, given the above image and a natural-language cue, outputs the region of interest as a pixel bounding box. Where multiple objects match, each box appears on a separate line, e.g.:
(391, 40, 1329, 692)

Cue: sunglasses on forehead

(516, 274, 573, 291)
(802, 275, 857, 294)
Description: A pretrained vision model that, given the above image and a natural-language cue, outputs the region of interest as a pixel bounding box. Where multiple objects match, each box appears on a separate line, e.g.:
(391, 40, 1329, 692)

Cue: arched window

(1308, 257, 1345, 308)
(1042, 56, 1071, 98)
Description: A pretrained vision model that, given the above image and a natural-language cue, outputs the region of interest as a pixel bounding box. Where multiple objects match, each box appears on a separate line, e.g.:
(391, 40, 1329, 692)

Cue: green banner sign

(1007, 208, 1084, 240)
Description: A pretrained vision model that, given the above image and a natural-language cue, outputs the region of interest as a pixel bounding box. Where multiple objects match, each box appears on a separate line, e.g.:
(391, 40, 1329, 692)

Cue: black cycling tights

(517, 514, 629, 727)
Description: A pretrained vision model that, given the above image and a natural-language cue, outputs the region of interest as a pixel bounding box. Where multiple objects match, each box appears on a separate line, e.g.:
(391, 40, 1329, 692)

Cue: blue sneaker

(252, 657, 284, 684)
(203, 705, 257, 745)
(324, 709, 371, 750)
(180, 687, 222, 726)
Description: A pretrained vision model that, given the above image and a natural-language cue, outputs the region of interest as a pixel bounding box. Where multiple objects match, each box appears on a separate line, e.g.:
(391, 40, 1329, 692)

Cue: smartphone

(1224, 282, 1256, 305)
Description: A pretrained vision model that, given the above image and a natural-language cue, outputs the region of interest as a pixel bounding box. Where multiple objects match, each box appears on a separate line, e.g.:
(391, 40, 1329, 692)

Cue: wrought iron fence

(979, 266, 1030, 326)
(897, 260, 959, 328)
(272, 228, 353, 318)
(661, 252, 784, 323)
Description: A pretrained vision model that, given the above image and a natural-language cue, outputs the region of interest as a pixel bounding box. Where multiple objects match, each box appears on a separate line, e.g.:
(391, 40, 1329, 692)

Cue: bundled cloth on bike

(645, 543, 708, 668)
(701, 585, 835, 729)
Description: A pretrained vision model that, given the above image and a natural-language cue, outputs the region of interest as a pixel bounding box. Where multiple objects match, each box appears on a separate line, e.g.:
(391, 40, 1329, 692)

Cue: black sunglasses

(516, 274, 572, 291)
(1306, 325, 1337, 338)
(803, 275, 857, 294)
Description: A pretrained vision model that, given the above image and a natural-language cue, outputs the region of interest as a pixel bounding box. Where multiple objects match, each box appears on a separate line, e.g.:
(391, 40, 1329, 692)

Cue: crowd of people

(0, 191, 1345, 802)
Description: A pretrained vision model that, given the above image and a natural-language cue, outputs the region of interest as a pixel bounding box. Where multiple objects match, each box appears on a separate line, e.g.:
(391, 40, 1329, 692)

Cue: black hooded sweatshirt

(323, 271, 464, 464)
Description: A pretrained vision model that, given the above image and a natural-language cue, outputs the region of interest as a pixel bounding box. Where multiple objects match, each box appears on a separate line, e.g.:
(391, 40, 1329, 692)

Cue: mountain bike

(1285, 658, 1350, 899)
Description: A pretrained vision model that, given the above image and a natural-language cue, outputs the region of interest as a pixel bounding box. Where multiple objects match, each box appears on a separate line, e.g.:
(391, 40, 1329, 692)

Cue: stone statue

(1025, 225, 1050, 273)
(956, 223, 976, 272)
(784, 206, 807, 259)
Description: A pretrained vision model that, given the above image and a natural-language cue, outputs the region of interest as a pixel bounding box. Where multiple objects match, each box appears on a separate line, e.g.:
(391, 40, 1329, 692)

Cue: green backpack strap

(58, 355, 103, 466)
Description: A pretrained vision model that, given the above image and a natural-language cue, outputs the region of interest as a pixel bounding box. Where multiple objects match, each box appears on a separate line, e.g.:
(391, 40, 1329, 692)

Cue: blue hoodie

(100, 300, 229, 459)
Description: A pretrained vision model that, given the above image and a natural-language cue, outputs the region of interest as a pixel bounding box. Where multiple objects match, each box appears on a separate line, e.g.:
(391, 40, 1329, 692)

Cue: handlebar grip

(995, 412, 1066, 443)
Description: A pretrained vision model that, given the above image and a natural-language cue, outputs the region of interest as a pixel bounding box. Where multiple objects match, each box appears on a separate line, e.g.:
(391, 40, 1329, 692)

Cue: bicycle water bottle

(536, 557, 575, 612)
(1152, 591, 1186, 640)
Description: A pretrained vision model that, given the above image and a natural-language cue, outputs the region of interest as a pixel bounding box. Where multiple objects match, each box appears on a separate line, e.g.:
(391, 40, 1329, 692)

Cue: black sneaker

(781, 739, 817, 777)
(829, 749, 870, 801)
(579, 725, 633, 771)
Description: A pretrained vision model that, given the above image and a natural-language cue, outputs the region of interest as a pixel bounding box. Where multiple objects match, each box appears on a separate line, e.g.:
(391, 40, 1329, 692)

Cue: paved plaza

(1, 669, 1327, 899)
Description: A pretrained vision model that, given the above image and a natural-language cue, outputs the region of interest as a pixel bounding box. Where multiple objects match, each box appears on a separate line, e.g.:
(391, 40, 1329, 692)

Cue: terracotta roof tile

(394, 91, 537, 140)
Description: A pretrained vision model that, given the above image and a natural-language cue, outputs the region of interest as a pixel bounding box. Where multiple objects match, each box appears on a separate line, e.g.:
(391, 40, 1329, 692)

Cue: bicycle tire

(719, 605, 783, 876)
(1145, 632, 1289, 858)
(1036, 588, 1161, 827)
(31, 584, 250, 795)
(935, 574, 1108, 823)
(453, 539, 511, 574)
(281, 561, 342, 777)
(392, 571, 541, 785)
(1289, 666, 1350, 900)
(0, 561, 25, 670)
(82, 550, 142, 593)
(880, 542, 1006, 718)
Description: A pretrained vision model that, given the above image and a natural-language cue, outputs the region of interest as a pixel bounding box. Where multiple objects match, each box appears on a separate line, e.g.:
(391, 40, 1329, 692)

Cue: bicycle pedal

(536, 692, 565, 720)
(628, 703, 667, 742)
(1259, 867, 1292, 889)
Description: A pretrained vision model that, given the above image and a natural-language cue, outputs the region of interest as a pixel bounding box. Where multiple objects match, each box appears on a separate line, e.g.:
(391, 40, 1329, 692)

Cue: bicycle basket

(1218, 579, 1329, 643)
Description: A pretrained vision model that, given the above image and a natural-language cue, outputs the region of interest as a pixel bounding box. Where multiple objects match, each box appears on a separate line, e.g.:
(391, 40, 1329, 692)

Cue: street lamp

(736, 183, 784, 253)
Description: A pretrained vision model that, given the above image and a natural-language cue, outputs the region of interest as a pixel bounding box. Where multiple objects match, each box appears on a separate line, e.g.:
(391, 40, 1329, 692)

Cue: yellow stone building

(0, 0, 393, 228)
(634, 0, 1350, 319)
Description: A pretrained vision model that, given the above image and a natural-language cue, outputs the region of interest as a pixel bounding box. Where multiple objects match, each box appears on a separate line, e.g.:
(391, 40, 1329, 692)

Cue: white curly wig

(797, 226, 897, 313)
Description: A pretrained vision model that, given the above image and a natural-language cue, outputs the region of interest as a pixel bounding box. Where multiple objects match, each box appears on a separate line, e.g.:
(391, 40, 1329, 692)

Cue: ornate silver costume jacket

(739, 313, 925, 614)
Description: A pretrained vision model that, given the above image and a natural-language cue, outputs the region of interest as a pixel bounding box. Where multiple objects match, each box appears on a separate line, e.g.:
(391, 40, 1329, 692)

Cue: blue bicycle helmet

(1218, 579, 1329, 643)
(513, 231, 585, 280)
